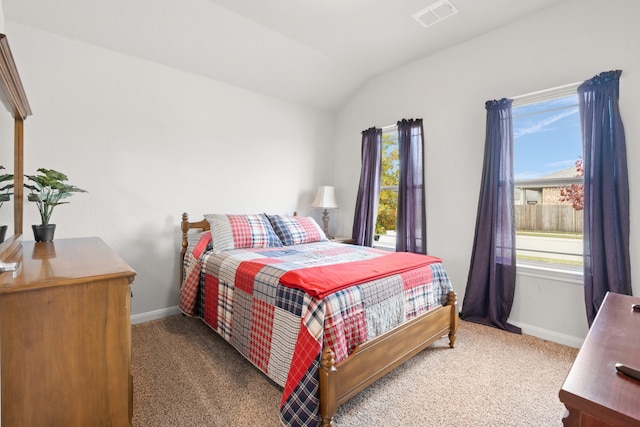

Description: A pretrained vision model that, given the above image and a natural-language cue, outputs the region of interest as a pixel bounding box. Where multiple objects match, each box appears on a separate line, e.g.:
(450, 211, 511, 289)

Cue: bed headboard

(180, 212, 209, 283)
(180, 211, 299, 285)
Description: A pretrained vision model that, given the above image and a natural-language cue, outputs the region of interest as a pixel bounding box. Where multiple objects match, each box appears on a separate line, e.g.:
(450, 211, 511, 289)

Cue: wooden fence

(515, 205, 583, 233)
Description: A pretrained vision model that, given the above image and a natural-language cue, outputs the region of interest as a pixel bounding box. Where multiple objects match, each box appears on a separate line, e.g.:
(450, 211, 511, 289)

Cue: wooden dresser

(0, 237, 136, 426)
(559, 292, 640, 427)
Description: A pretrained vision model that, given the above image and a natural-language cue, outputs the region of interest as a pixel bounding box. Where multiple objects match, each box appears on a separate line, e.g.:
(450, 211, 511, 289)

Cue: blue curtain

(579, 70, 632, 326)
(396, 119, 426, 254)
(461, 99, 521, 334)
(352, 127, 382, 246)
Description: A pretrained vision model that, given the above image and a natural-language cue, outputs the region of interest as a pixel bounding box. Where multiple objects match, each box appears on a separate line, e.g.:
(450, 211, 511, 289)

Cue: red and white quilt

(180, 231, 453, 427)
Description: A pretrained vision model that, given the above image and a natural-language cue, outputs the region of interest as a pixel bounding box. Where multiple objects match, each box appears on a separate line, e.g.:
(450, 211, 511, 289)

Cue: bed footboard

(319, 290, 458, 426)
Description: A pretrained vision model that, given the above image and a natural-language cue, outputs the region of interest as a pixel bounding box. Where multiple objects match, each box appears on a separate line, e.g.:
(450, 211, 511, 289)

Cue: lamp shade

(311, 186, 338, 209)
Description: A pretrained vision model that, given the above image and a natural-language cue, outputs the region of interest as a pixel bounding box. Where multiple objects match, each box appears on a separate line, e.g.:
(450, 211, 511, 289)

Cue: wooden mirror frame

(0, 34, 32, 263)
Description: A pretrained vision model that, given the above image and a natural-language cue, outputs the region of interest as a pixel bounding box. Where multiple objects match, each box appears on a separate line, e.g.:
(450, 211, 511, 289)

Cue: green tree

(375, 133, 399, 235)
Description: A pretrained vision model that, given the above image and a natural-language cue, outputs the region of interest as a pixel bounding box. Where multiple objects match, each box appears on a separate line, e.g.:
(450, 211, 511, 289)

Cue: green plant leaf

(24, 167, 87, 224)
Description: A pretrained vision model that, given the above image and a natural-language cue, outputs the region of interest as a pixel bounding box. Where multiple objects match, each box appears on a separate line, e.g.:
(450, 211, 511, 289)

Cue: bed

(179, 212, 458, 427)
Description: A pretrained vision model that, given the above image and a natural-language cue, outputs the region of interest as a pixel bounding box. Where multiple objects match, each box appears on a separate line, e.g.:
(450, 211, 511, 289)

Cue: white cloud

(545, 159, 576, 169)
(515, 171, 543, 180)
(514, 107, 578, 139)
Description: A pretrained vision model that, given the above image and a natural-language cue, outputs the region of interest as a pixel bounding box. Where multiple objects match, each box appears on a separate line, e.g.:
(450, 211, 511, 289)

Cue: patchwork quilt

(180, 231, 454, 427)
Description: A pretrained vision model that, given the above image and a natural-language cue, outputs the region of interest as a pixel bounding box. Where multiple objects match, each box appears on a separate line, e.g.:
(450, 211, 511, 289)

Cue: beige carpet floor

(132, 315, 578, 427)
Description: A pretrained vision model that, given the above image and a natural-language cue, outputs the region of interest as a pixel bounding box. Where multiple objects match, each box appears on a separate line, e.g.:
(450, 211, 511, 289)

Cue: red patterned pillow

(204, 213, 283, 253)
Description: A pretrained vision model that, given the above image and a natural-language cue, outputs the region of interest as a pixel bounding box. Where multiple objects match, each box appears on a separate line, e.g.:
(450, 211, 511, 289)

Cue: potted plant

(24, 168, 87, 242)
(0, 165, 12, 243)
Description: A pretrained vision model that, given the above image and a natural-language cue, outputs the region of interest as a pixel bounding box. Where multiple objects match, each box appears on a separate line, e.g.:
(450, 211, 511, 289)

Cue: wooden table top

(559, 292, 640, 426)
(0, 237, 135, 293)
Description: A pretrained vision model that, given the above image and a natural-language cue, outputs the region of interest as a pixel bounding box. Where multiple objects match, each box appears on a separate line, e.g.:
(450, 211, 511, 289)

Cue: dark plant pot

(32, 224, 56, 242)
(0, 225, 6, 243)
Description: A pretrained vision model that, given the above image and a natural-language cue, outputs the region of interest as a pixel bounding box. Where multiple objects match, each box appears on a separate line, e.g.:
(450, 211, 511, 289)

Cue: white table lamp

(311, 185, 338, 238)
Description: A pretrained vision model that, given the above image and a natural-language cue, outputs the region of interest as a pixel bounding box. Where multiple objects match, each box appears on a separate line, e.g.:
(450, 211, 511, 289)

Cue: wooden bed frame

(180, 212, 459, 426)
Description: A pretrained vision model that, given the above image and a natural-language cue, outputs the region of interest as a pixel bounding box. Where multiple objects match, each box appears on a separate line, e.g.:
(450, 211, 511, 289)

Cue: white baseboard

(508, 320, 584, 348)
(130, 306, 182, 324)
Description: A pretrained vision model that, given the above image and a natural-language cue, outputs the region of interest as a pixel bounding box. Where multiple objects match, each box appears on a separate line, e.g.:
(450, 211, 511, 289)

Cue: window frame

(512, 82, 584, 279)
(374, 126, 399, 251)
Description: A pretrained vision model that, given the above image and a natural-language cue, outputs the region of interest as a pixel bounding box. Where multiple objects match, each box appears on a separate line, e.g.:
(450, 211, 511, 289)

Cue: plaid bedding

(180, 231, 454, 427)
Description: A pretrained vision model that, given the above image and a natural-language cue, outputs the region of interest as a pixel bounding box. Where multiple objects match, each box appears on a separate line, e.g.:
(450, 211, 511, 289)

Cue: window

(513, 85, 583, 270)
(374, 127, 398, 249)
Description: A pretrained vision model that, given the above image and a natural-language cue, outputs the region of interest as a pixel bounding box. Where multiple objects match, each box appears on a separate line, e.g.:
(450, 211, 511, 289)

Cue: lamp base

(322, 209, 333, 239)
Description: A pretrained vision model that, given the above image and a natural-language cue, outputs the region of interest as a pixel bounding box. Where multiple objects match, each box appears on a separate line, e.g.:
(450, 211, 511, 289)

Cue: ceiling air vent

(412, 0, 458, 28)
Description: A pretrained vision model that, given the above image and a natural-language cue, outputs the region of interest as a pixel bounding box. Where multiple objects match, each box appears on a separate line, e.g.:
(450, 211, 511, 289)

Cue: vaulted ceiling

(4, 0, 566, 112)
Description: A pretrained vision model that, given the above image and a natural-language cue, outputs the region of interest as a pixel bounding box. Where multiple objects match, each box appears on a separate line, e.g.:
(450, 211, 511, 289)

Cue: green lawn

(516, 231, 583, 266)
(516, 231, 582, 239)
(516, 254, 583, 266)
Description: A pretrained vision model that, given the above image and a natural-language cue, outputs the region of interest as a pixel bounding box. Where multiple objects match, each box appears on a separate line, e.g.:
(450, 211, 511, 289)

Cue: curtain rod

(510, 81, 581, 103)
(381, 117, 422, 130)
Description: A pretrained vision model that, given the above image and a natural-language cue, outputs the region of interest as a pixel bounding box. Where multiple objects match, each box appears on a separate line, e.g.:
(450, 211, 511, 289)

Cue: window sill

(372, 243, 395, 252)
(373, 233, 396, 252)
(516, 261, 583, 285)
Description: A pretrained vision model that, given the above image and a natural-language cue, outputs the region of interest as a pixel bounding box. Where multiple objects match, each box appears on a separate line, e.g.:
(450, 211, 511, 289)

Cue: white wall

(6, 22, 335, 320)
(0, 111, 12, 227)
(333, 0, 640, 347)
(0, 0, 5, 34)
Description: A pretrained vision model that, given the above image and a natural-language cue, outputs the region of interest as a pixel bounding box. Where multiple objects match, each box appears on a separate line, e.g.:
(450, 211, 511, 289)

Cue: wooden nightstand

(330, 237, 355, 244)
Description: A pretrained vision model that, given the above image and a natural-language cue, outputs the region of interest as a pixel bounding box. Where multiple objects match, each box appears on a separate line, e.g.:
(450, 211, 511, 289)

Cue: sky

(513, 95, 582, 180)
